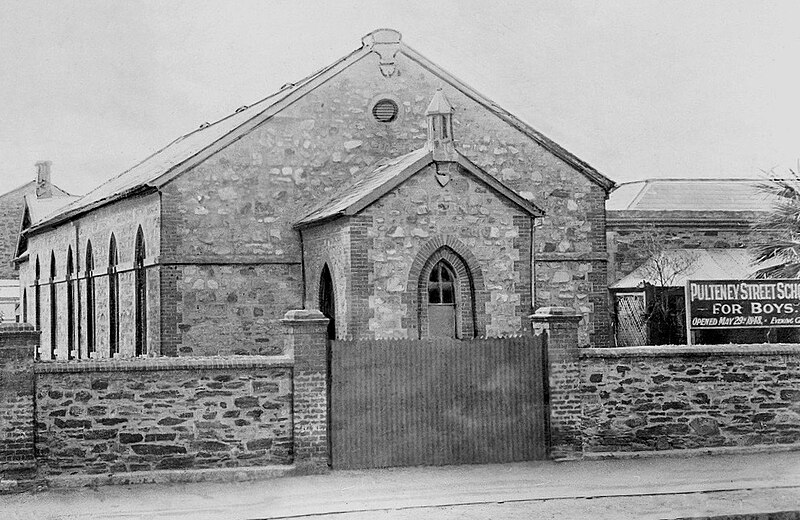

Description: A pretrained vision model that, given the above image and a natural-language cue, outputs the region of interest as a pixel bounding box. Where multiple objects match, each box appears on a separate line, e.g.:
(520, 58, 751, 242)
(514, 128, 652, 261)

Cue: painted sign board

(686, 279, 800, 330)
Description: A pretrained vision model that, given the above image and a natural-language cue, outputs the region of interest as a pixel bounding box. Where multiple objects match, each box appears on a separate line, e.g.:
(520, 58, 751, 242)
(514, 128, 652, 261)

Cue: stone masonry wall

(0, 183, 30, 280)
(21, 192, 161, 359)
(606, 214, 755, 285)
(580, 345, 800, 453)
(34, 357, 293, 476)
(357, 163, 531, 338)
(173, 264, 302, 356)
(163, 47, 609, 349)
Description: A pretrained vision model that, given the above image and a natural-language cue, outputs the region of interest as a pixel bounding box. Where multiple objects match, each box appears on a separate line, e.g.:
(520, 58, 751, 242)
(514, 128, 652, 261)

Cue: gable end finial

(362, 28, 402, 77)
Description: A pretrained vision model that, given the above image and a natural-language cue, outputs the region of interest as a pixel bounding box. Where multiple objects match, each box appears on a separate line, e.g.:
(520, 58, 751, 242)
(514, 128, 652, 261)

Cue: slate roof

(607, 178, 774, 212)
(296, 147, 544, 227)
(30, 29, 612, 233)
(610, 248, 780, 289)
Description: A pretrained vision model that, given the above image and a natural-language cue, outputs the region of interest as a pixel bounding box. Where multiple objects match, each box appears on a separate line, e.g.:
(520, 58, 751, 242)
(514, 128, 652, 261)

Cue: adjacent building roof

(23, 192, 81, 226)
(296, 147, 544, 228)
(29, 29, 612, 233)
(607, 178, 774, 212)
(610, 248, 780, 289)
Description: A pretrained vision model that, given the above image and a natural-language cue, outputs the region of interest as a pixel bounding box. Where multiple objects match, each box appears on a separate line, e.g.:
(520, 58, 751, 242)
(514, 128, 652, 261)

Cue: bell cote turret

(426, 89, 456, 162)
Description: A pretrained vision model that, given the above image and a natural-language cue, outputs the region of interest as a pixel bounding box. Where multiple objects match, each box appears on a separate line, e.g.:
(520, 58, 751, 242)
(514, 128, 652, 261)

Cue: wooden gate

(329, 336, 548, 469)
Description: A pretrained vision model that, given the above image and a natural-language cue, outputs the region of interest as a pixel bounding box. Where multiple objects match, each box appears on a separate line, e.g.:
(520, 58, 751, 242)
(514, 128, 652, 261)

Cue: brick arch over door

(404, 236, 487, 339)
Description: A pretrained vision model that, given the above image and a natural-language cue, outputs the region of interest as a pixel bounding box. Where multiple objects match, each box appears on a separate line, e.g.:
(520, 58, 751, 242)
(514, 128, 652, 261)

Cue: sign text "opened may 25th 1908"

(687, 279, 800, 329)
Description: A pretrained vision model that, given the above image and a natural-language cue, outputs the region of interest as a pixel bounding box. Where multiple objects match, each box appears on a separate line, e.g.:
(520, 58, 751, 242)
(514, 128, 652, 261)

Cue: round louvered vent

(372, 99, 399, 123)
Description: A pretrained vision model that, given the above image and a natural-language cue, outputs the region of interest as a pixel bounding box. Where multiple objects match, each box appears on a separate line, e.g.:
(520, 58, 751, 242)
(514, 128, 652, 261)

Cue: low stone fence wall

(580, 344, 800, 454)
(0, 309, 330, 490)
(35, 357, 293, 477)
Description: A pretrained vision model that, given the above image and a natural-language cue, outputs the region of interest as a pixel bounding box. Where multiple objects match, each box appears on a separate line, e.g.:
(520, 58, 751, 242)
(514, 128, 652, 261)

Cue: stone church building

(16, 29, 614, 361)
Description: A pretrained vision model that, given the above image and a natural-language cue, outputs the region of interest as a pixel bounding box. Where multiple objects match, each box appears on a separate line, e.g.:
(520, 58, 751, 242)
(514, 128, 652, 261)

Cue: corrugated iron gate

(329, 336, 548, 469)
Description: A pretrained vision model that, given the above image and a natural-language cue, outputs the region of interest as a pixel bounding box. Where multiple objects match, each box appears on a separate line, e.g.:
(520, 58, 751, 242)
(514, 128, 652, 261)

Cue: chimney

(36, 161, 52, 199)
(425, 89, 456, 162)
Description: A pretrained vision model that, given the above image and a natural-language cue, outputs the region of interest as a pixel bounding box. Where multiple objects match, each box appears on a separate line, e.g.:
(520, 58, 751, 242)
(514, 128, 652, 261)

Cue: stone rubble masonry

(0, 183, 31, 280)
(34, 356, 293, 477)
(159, 48, 610, 350)
(283, 309, 330, 470)
(19, 192, 161, 359)
(580, 344, 800, 453)
(302, 163, 534, 339)
(0, 323, 37, 469)
(606, 211, 758, 285)
(531, 307, 583, 461)
(172, 263, 302, 356)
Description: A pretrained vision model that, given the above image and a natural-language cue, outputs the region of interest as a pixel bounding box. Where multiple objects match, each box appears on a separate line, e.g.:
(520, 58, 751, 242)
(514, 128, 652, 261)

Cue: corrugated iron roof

(28, 31, 614, 232)
(297, 147, 544, 227)
(607, 178, 774, 212)
(24, 193, 81, 225)
(296, 148, 431, 226)
(29, 46, 369, 232)
(610, 248, 781, 289)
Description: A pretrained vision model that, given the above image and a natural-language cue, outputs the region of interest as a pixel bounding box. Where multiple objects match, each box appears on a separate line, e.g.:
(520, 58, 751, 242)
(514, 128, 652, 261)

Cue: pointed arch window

(17, 207, 30, 255)
(319, 264, 336, 340)
(427, 260, 457, 338)
(66, 248, 75, 359)
(134, 227, 147, 356)
(49, 251, 57, 359)
(108, 234, 119, 357)
(416, 246, 479, 340)
(22, 288, 27, 323)
(85, 241, 96, 357)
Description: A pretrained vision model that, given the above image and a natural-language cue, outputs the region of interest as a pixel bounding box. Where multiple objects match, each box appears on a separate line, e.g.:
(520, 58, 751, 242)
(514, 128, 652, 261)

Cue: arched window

(85, 241, 95, 357)
(413, 244, 480, 340)
(34, 256, 40, 332)
(66, 248, 75, 359)
(319, 264, 336, 340)
(134, 227, 146, 356)
(17, 207, 30, 255)
(108, 234, 119, 357)
(427, 260, 457, 338)
(49, 251, 57, 359)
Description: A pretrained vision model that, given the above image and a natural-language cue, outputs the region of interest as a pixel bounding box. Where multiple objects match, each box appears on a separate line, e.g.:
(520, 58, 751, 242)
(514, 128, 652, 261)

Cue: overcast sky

(1, 0, 798, 196)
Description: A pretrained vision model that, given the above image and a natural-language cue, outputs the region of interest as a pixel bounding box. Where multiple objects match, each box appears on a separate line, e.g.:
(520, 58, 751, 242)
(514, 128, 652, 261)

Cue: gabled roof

(0, 180, 71, 201)
(607, 178, 774, 212)
(295, 147, 544, 228)
(23, 192, 81, 225)
(13, 191, 80, 264)
(610, 248, 781, 289)
(30, 29, 612, 233)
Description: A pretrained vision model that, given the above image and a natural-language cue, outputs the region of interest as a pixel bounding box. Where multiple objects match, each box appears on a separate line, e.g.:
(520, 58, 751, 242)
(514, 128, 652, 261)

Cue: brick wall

(302, 220, 351, 339)
(34, 357, 293, 476)
(0, 324, 37, 468)
(580, 344, 800, 453)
